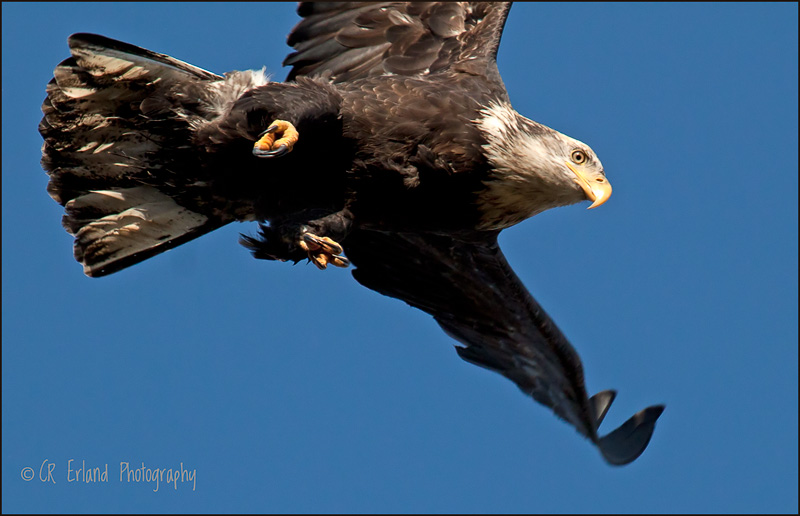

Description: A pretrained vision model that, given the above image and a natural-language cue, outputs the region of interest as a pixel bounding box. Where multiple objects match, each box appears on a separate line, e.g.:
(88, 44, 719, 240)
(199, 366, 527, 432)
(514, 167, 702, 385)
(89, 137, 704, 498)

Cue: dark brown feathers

(345, 229, 665, 465)
(284, 2, 512, 82)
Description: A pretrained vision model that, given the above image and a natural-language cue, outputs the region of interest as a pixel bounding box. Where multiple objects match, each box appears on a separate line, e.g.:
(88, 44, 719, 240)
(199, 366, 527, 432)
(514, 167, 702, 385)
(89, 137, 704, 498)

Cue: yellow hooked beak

(566, 162, 612, 209)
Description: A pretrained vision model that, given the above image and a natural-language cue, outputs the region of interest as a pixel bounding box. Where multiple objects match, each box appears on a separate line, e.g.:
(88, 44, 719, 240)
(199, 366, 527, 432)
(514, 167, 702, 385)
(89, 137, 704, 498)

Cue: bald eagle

(39, 2, 663, 464)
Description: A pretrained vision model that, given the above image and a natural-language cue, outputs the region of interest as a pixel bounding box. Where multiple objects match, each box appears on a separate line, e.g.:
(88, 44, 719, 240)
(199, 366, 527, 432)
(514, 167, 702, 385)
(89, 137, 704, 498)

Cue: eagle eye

(571, 149, 587, 165)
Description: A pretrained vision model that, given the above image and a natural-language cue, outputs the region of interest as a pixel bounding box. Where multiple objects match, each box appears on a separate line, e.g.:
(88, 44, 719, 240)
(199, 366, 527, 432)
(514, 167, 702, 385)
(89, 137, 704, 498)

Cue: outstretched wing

(284, 2, 512, 82)
(344, 230, 664, 465)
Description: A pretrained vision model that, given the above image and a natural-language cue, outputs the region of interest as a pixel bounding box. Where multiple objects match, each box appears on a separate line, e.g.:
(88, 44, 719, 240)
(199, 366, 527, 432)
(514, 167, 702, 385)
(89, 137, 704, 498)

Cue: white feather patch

(199, 68, 271, 122)
(474, 101, 592, 230)
(69, 186, 208, 275)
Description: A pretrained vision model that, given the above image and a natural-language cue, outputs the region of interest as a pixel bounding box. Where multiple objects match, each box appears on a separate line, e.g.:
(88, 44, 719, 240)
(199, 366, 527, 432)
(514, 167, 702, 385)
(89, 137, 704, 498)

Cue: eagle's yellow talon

(329, 255, 349, 268)
(311, 252, 330, 270)
(253, 119, 299, 158)
(298, 232, 349, 270)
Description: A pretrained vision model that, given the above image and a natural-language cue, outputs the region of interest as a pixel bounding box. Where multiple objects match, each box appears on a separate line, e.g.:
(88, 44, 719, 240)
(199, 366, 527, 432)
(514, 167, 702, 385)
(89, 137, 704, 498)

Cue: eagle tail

(39, 33, 268, 277)
(596, 402, 665, 466)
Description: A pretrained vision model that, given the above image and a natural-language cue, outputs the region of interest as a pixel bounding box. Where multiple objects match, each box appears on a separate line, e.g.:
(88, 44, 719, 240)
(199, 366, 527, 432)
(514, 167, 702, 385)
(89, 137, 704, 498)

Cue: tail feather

(68, 187, 214, 277)
(66, 33, 221, 83)
(594, 399, 665, 466)
(40, 33, 268, 277)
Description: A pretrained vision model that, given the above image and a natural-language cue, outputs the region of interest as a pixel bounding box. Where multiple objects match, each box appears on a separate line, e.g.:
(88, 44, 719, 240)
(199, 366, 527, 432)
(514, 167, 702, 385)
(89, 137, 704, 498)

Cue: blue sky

(2, 2, 797, 513)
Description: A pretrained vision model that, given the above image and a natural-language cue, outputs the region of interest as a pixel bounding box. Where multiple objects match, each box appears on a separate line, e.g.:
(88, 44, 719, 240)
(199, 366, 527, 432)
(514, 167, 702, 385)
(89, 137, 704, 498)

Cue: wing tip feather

(597, 404, 665, 466)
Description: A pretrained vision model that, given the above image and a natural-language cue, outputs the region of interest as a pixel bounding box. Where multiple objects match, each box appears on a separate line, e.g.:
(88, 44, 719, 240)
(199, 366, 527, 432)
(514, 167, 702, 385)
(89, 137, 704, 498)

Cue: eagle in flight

(39, 2, 664, 464)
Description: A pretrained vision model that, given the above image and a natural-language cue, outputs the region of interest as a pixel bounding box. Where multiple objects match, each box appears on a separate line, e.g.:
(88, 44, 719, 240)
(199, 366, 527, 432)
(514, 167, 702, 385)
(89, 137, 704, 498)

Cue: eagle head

(475, 101, 612, 231)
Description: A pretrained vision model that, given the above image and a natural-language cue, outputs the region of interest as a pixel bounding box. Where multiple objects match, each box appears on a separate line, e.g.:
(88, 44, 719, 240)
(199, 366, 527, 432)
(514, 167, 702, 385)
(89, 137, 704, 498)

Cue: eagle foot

(299, 233, 349, 270)
(252, 120, 299, 158)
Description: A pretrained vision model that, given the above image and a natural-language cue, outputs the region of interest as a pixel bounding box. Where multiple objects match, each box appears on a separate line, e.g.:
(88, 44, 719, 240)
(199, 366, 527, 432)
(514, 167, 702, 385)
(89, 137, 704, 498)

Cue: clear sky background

(2, 2, 797, 513)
